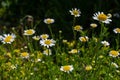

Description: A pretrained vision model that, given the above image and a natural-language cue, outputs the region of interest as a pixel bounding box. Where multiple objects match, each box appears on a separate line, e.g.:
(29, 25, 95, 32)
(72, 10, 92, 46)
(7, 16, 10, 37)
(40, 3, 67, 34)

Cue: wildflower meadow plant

(40, 34, 49, 40)
(40, 39, 56, 48)
(69, 8, 81, 17)
(74, 25, 83, 31)
(85, 65, 92, 71)
(109, 50, 119, 57)
(60, 65, 74, 73)
(101, 40, 110, 47)
(23, 29, 35, 36)
(113, 28, 120, 34)
(1, 33, 16, 44)
(0, 7, 120, 80)
(21, 52, 29, 59)
(43, 49, 52, 56)
(69, 8, 81, 40)
(79, 36, 89, 42)
(44, 18, 55, 39)
(32, 36, 40, 41)
(90, 23, 98, 28)
(44, 18, 55, 24)
(93, 12, 112, 24)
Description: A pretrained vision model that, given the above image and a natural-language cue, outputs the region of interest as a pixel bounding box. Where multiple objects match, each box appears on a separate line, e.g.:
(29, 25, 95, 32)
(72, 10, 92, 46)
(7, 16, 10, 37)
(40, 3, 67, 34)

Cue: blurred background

(0, 0, 120, 39)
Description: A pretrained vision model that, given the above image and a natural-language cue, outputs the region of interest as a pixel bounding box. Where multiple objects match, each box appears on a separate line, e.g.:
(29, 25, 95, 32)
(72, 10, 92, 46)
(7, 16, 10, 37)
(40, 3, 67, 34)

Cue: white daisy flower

(113, 28, 120, 34)
(40, 34, 49, 40)
(93, 12, 112, 24)
(44, 18, 55, 24)
(74, 25, 83, 31)
(85, 65, 92, 71)
(90, 23, 98, 28)
(40, 39, 56, 48)
(60, 65, 74, 73)
(11, 64, 17, 69)
(79, 36, 89, 42)
(21, 52, 29, 59)
(68, 49, 78, 54)
(111, 62, 119, 68)
(109, 50, 119, 57)
(69, 8, 81, 17)
(1, 33, 16, 44)
(23, 29, 35, 36)
(43, 49, 52, 56)
(32, 36, 40, 40)
(101, 41, 110, 46)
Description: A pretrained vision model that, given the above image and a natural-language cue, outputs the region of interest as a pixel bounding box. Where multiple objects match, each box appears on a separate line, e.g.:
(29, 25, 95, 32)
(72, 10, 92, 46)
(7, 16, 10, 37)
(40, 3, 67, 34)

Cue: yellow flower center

(41, 35, 48, 39)
(4, 36, 12, 42)
(98, 14, 107, 21)
(74, 25, 82, 31)
(46, 19, 52, 24)
(110, 50, 119, 56)
(63, 66, 71, 71)
(26, 30, 34, 34)
(69, 49, 78, 54)
(81, 37, 87, 42)
(85, 65, 92, 71)
(116, 28, 120, 33)
(73, 10, 79, 15)
(44, 40, 52, 45)
(21, 52, 29, 57)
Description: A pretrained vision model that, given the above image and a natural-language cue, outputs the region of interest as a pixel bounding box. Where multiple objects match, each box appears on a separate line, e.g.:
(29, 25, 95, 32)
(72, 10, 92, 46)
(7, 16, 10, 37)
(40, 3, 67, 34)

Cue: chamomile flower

(11, 64, 17, 69)
(101, 41, 110, 47)
(43, 49, 52, 55)
(32, 36, 40, 40)
(111, 62, 119, 68)
(109, 50, 119, 57)
(40, 34, 49, 40)
(69, 49, 78, 54)
(93, 12, 112, 24)
(21, 52, 29, 58)
(85, 65, 92, 71)
(60, 65, 74, 73)
(79, 36, 89, 42)
(90, 23, 97, 28)
(23, 29, 35, 36)
(69, 8, 81, 17)
(40, 39, 56, 48)
(44, 18, 55, 24)
(74, 25, 83, 31)
(62, 39, 68, 43)
(113, 28, 120, 34)
(1, 33, 16, 44)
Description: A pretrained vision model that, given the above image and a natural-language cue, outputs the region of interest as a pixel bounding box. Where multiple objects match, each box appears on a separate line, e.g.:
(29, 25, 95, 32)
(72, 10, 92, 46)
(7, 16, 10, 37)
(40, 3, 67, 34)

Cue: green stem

(100, 22, 107, 40)
(116, 34, 120, 49)
(72, 17, 76, 40)
(48, 25, 54, 39)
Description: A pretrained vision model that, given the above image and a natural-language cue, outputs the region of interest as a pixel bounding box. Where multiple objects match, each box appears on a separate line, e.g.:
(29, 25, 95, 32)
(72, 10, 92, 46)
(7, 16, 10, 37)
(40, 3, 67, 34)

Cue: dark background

(0, 0, 120, 39)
